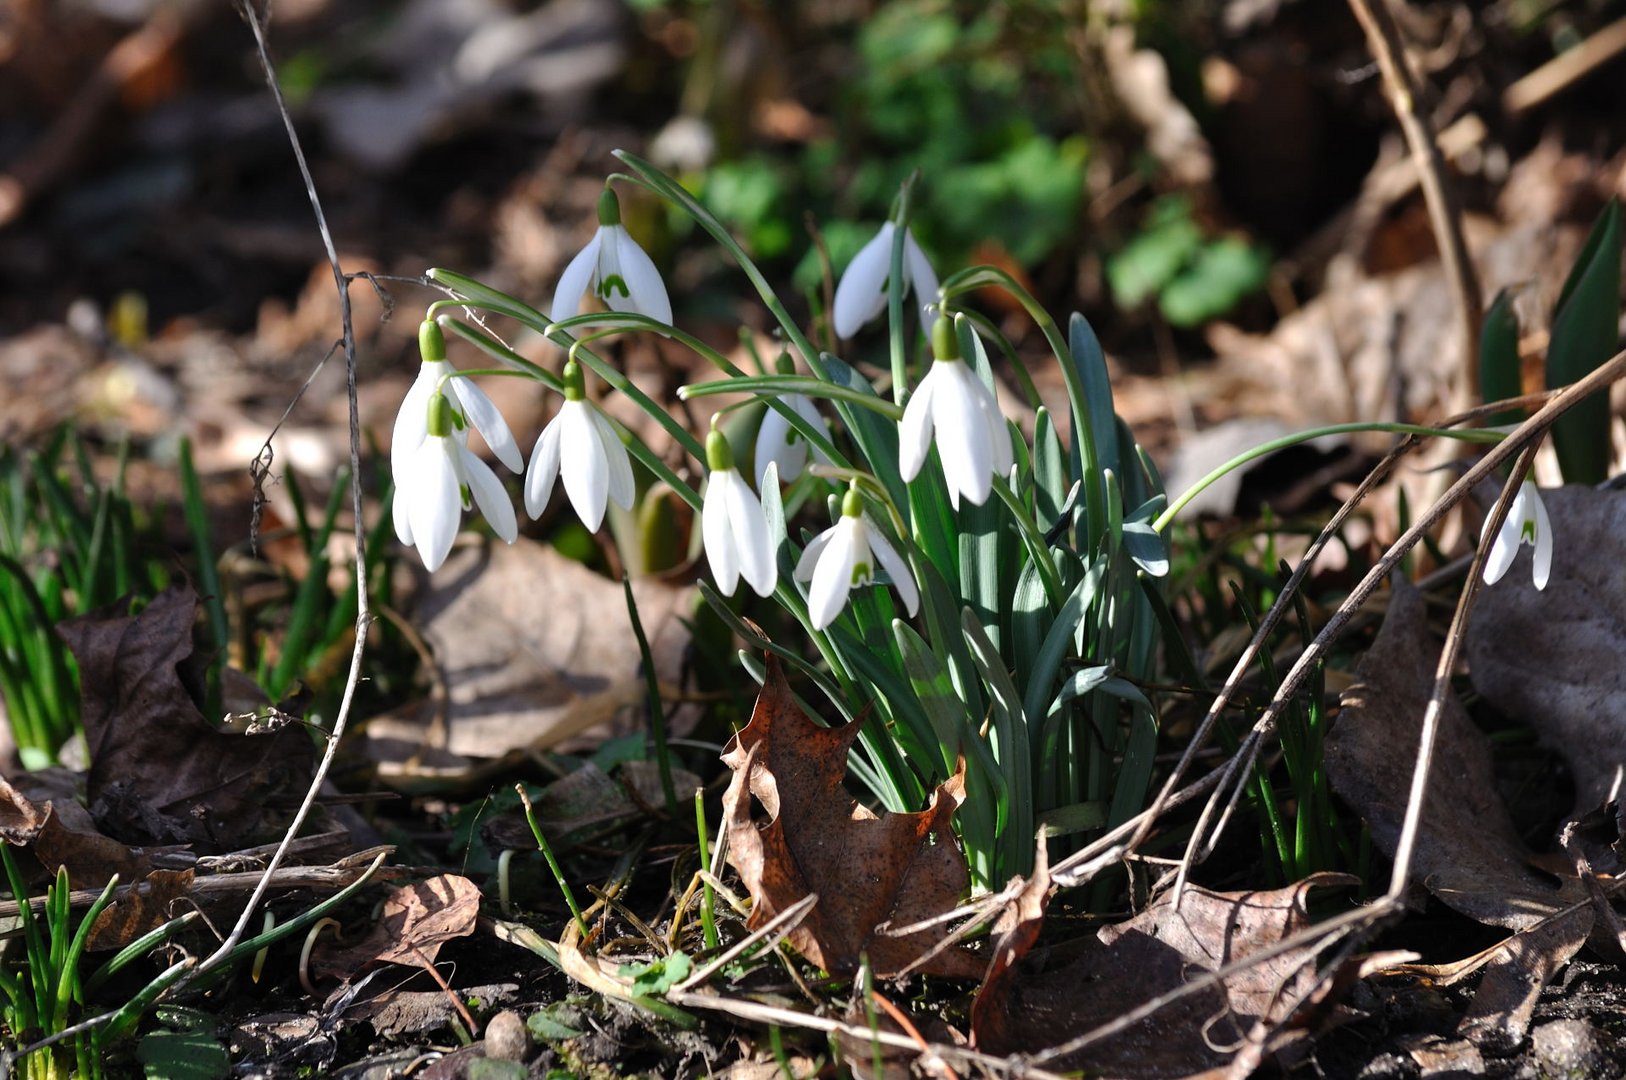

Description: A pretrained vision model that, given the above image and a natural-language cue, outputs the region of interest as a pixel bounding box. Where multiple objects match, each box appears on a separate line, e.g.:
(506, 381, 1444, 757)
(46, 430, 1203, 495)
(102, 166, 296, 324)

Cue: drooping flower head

(701, 428, 777, 598)
(898, 317, 1012, 509)
(397, 389, 519, 572)
(1482, 479, 1552, 590)
(794, 483, 919, 630)
(524, 357, 634, 531)
(831, 220, 939, 339)
(550, 188, 672, 325)
(393, 318, 523, 562)
(754, 353, 830, 487)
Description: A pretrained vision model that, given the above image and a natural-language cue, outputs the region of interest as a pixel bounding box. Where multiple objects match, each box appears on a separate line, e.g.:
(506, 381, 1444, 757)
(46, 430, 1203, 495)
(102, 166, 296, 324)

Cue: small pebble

(1529, 1018, 1613, 1080)
(483, 1010, 530, 1063)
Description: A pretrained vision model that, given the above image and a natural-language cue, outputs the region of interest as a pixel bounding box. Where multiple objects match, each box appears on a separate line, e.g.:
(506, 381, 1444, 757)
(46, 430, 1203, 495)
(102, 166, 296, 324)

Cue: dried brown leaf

(1329, 579, 1578, 930)
(1466, 485, 1626, 810)
(0, 773, 158, 887)
(720, 657, 981, 979)
(972, 874, 1353, 1077)
(86, 868, 194, 951)
(314, 873, 481, 981)
(58, 584, 314, 851)
(1330, 579, 1595, 1051)
(363, 542, 694, 789)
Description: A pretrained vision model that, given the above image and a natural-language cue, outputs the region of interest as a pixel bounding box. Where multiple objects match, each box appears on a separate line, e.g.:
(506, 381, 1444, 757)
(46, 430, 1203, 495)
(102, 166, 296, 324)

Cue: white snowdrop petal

(794, 527, 837, 582)
(1529, 483, 1553, 591)
(589, 407, 636, 511)
(392, 484, 414, 547)
(391, 363, 441, 482)
(832, 223, 895, 338)
(462, 447, 518, 543)
(409, 438, 463, 573)
(614, 229, 673, 324)
(936, 363, 994, 507)
(807, 521, 860, 630)
(559, 403, 610, 531)
(869, 527, 919, 616)
(904, 229, 940, 334)
(724, 474, 777, 597)
(524, 417, 564, 519)
(897, 373, 938, 482)
(702, 477, 741, 595)
(1481, 511, 1519, 586)
(550, 230, 603, 324)
(455, 378, 524, 473)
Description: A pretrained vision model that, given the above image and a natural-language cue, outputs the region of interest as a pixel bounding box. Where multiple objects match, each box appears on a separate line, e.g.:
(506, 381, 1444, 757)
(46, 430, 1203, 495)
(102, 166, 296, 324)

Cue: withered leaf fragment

(59, 584, 315, 851)
(720, 657, 982, 978)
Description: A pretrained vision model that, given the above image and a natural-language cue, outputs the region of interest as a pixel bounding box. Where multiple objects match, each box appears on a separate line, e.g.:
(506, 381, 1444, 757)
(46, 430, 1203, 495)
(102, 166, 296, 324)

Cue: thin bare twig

(1387, 442, 1539, 899)
(1347, 0, 1482, 399)
(184, 0, 374, 983)
(1171, 348, 1626, 902)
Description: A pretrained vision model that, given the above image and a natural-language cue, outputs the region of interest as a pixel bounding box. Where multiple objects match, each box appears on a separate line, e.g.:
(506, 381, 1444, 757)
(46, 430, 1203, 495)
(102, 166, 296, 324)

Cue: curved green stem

(681, 375, 905, 421)
(439, 317, 560, 391)
(1153, 422, 1505, 532)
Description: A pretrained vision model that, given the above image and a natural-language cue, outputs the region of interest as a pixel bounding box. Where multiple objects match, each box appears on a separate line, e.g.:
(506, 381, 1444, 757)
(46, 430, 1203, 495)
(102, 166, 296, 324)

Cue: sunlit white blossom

(1482, 479, 1552, 590)
(397, 392, 518, 572)
(524, 361, 634, 531)
(831, 221, 939, 338)
(550, 188, 672, 325)
(701, 431, 777, 597)
(393, 319, 522, 554)
(755, 392, 827, 487)
(795, 487, 918, 629)
(898, 320, 1011, 509)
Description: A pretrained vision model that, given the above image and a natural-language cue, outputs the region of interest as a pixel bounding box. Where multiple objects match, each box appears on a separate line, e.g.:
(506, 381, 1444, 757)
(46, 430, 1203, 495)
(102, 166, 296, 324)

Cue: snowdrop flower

(754, 354, 829, 487)
(795, 485, 919, 630)
(1482, 480, 1552, 590)
(524, 358, 634, 531)
(898, 318, 1012, 509)
(550, 188, 672, 324)
(393, 319, 522, 557)
(397, 391, 518, 572)
(702, 429, 777, 597)
(832, 220, 939, 338)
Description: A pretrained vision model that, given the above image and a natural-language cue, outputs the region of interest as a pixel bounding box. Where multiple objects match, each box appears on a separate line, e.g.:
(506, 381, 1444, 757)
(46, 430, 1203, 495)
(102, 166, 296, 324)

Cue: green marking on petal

(850, 560, 873, 587)
(1521, 519, 1538, 544)
(599, 274, 630, 300)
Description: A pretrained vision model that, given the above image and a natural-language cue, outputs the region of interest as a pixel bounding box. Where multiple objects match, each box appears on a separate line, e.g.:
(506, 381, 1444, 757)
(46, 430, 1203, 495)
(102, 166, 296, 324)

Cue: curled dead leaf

(972, 872, 1356, 1077)
(314, 873, 481, 982)
(720, 658, 982, 979)
(58, 584, 315, 851)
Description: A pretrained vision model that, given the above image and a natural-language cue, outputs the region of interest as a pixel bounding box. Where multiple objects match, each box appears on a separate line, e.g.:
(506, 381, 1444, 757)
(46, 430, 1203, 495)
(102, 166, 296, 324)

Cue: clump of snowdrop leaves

(1482, 479, 1552, 590)
(393, 319, 522, 571)
(702, 428, 777, 598)
(551, 187, 673, 324)
(899, 318, 1012, 508)
(524, 357, 634, 531)
(832, 220, 939, 338)
(795, 484, 918, 630)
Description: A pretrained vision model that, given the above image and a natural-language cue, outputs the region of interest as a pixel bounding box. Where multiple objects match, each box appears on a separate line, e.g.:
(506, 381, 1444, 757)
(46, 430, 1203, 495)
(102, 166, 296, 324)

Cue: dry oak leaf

(58, 584, 314, 851)
(1466, 485, 1626, 811)
(1330, 578, 1591, 1053)
(721, 657, 982, 979)
(313, 873, 481, 982)
(972, 870, 1355, 1078)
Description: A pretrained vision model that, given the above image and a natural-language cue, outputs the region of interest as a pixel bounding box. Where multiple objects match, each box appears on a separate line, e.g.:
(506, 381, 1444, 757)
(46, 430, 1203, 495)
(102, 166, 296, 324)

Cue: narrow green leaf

(1479, 288, 1523, 427)
(1547, 199, 1621, 484)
